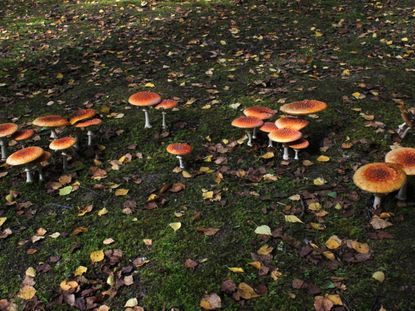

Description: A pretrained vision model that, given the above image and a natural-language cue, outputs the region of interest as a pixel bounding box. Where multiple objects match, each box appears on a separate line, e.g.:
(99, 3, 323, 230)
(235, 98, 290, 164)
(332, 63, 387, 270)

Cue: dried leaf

(255, 225, 272, 236)
(90, 250, 105, 263)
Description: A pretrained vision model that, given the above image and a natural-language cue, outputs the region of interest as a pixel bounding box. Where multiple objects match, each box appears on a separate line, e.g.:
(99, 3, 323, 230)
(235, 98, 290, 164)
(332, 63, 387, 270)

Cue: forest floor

(1, 0, 415, 310)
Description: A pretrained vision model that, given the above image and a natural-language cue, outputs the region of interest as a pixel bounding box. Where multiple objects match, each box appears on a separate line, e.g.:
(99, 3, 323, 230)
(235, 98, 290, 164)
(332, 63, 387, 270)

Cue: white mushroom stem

(87, 130, 93, 146)
(0, 139, 7, 161)
(268, 138, 273, 148)
(50, 129, 58, 139)
(143, 108, 152, 129)
(396, 181, 408, 201)
(161, 111, 167, 130)
(283, 145, 290, 160)
(38, 168, 44, 182)
(246, 130, 253, 147)
(294, 149, 299, 160)
(62, 152, 68, 171)
(177, 155, 185, 169)
(373, 195, 382, 210)
(400, 126, 411, 139)
(24, 167, 33, 183)
(252, 127, 257, 139)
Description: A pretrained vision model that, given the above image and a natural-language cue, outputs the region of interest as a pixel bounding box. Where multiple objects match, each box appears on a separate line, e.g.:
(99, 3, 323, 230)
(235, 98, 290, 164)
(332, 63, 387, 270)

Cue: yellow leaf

(25, 267, 36, 278)
(260, 152, 274, 159)
(56, 72, 64, 79)
(17, 285, 36, 300)
(257, 244, 273, 256)
(182, 170, 192, 178)
(228, 267, 244, 273)
(255, 225, 272, 235)
(341, 69, 350, 76)
(325, 235, 342, 250)
(97, 207, 108, 216)
(237, 282, 259, 299)
(313, 177, 327, 186)
(308, 202, 322, 211)
(271, 269, 283, 281)
(169, 222, 182, 232)
(124, 298, 138, 308)
(144, 82, 155, 88)
(314, 31, 323, 37)
(323, 251, 336, 261)
(90, 250, 105, 263)
(372, 271, 385, 283)
(288, 194, 301, 201)
(327, 294, 343, 305)
(350, 241, 370, 254)
(284, 215, 304, 224)
(115, 188, 129, 196)
(202, 191, 214, 200)
(147, 193, 158, 201)
(199, 166, 214, 173)
(310, 222, 325, 231)
(317, 155, 330, 162)
(248, 261, 262, 270)
(74, 266, 87, 276)
(143, 239, 152, 246)
(0, 217, 6, 227)
(77, 204, 94, 216)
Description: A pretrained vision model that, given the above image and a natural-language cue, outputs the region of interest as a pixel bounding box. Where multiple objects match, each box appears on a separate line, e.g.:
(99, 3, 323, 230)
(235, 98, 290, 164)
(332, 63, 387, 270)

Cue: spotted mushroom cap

(49, 136, 77, 151)
(13, 129, 35, 141)
(353, 162, 406, 194)
(0, 123, 18, 138)
(280, 100, 327, 115)
(288, 138, 310, 150)
(243, 106, 276, 120)
(231, 116, 263, 129)
(128, 92, 162, 107)
(155, 99, 178, 110)
(70, 109, 97, 125)
(166, 143, 192, 156)
(275, 116, 310, 131)
(74, 118, 102, 128)
(259, 122, 278, 133)
(6, 146, 44, 166)
(268, 128, 302, 143)
(32, 115, 69, 128)
(385, 147, 415, 175)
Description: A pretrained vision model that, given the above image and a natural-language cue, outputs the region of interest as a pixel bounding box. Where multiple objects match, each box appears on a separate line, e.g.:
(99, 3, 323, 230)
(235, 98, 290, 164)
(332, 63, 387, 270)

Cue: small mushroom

(32, 115, 69, 139)
(268, 128, 302, 160)
(288, 138, 309, 160)
(12, 129, 35, 148)
(70, 109, 97, 125)
(0, 123, 18, 161)
(49, 136, 77, 171)
(243, 106, 276, 139)
(280, 100, 328, 116)
(155, 99, 178, 130)
(166, 143, 192, 169)
(74, 118, 102, 147)
(353, 162, 406, 210)
(259, 122, 278, 147)
(231, 116, 263, 147)
(6, 146, 44, 183)
(275, 116, 309, 131)
(128, 91, 162, 129)
(385, 147, 415, 201)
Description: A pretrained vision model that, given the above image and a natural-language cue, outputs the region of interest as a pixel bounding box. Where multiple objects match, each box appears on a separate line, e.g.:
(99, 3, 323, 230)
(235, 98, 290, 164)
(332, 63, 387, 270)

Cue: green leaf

(59, 186, 73, 196)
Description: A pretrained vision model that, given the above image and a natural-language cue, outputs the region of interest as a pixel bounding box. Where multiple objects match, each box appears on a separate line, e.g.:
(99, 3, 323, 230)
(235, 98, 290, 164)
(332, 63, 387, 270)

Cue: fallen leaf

(317, 155, 330, 162)
(90, 250, 105, 263)
(169, 222, 182, 232)
(255, 225, 272, 236)
(17, 286, 36, 300)
(115, 188, 129, 196)
(325, 235, 342, 250)
(370, 215, 392, 230)
(228, 267, 244, 273)
(73, 266, 87, 276)
(313, 178, 327, 186)
(59, 186, 73, 196)
(200, 293, 221, 310)
(0, 217, 6, 227)
(124, 298, 138, 308)
(237, 282, 259, 300)
(25, 267, 36, 278)
(284, 215, 304, 224)
(372, 271, 385, 283)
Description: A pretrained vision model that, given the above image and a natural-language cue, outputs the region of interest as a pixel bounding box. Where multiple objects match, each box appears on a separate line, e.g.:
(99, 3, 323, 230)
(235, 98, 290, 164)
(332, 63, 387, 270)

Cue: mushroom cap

(259, 122, 278, 133)
(166, 143, 192, 156)
(32, 115, 69, 127)
(231, 116, 264, 129)
(280, 100, 327, 115)
(243, 106, 276, 120)
(36, 151, 52, 164)
(128, 91, 162, 107)
(275, 116, 310, 131)
(0, 123, 18, 138)
(385, 147, 415, 175)
(353, 162, 406, 194)
(155, 99, 178, 110)
(70, 109, 97, 125)
(288, 138, 310, 150)
(13, 129, 35, 141)
(6, 146, 44, 166)
(49, 136, 77, 151)
(74, 118, 102, 128)
(268, 128, 302, 143)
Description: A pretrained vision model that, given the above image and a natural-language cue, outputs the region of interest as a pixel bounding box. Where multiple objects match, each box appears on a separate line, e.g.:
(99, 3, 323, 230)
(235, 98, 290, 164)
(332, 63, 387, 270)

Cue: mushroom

(155, 99, 178, 130)
(385, 147, 415, 200)
(166, 143, 192, 169)
(49, 136, 77, 171)
(69, 109, 97, 125)
(6, 146, 44, 183)
(74, 118, 102, 147)
(128, 91, 162, 129)
(353, 162, 406, 210)
(268, 128, 302, 160)
(280, 100, 328, 116)
(231, 116, 263, 147)
(32, 115, 69, 139)
(0, 123, 18, 161)
(243, 106, 276, 139)
(275, 116, 309, 131)
(12, 129, 35, 148)
(34, 151, 52, 182)
(259, 122, 278, 147)
(288, 138, 309, 160)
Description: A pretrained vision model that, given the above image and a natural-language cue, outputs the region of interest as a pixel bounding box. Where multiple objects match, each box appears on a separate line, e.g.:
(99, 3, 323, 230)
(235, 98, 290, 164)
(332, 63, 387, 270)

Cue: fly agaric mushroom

(275, 116, 309, 131)
(12, 129, 35, 148)
(49, 136, 77, 170)
(69, 109, 97, 125)
(155, 99, 178, 130)
(259, 122, 279, 147)
(166, 143, 192, 169)
(128, 91, 162, 129)
(268, 128, 302, 160)
(6, 146, 44, 183)
(385, 147, 415, 200)
(0, 123, 18, 161)
(231, 116, 263, 147)
(34, 151, 52, 182)
(243, 106, 276, 139)
(32, 115, 69, 139)
(74, 118, 102, 146)
(353, 162, 406, 210)
(288, 138, 309, 160)
(280, 100, 327, 116)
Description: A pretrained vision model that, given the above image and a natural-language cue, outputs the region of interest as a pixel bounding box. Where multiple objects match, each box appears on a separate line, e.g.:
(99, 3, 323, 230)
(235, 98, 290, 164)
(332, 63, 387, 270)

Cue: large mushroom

(128, 91, 162, 129)
(0, 123, 18, 161)
(49, 136, 77, 170)
(259, 122, 279, 147)
(166, 143, 192, 169)
(6, 146, 44, 183)
(353, 162, 406, 210)
(74, 118, 102, 147)
(243, 106, 276, 139)
(280, 100, 327, 116)
(231, 116, 263, 147)
(275, 116, 309, 131)
(32, 115, 69, 139)
(288, 138, 309, 160)
(155, 99, 178, 130)
(268, 128, 302, 160)
(385, 147, 415, 200)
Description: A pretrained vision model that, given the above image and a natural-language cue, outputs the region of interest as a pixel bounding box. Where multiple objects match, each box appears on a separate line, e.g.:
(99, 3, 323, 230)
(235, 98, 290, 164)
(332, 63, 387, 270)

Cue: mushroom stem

(294, 149, 299, 160)
(252, 127, 257, 139)
(38, 168, 44, 182)
(397, 122, 407, 135)
(268, 138, 273, 148)
(50, 129, 58, 139)
(246, 130, 253, 147)
(24, 167, 33, 183)
(282, 145, 290, 160)
(400, 126, 411, 139)
(0, 139, 7, 161)
(161, 111, 167, 130)
(177, 155, 185, 169)
(62, 152, 68, 171)
(396, 181, 408, 201)
(87, 130, 93, 146)
(143, 108, 152, 129)
(373, 195, 382, 210)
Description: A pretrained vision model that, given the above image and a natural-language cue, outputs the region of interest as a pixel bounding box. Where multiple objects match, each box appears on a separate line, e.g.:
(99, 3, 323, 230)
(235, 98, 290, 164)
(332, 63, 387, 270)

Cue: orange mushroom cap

(268, 128, 302, 143)
(275, 116, 310, 131)
(155, 99, 178, 110)
(128, 92, 162, 107)
(74, 118, 102, 128)
(288, 138, 309, 150)
(6, 146, 44, 166)
(259, 122, 278, 133)
(231, 116, 263, 129)
(280, 100, 327, 115)
(166, 143, 192, 156)
(13, 129, 35, 141)
(49, 136, 77, 151)
(70, 109, 97, 125)
(385, 147, 415, 175)
(243, 106, 276, 120)
(0, 123, 18, 138)
(32, 115, 69, 127)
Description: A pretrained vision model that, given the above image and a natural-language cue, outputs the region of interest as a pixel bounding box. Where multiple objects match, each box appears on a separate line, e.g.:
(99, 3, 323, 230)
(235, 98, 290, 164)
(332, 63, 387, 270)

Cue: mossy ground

(1, 0, 415, 310)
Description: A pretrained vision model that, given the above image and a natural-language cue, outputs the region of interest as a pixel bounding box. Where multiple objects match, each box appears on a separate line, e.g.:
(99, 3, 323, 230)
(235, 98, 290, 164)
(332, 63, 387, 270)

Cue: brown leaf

(314, 295, 334, 311)
(292, 278, 306, 289)
(184, 259, 198, 269)
(370, 215, 392, 230)
(170, 182, 185, 193)
(200, 293, 222, 310)
(237, 282, 259, 300)
(197, 227, 220, 236)
(221, 279, 237, 294)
